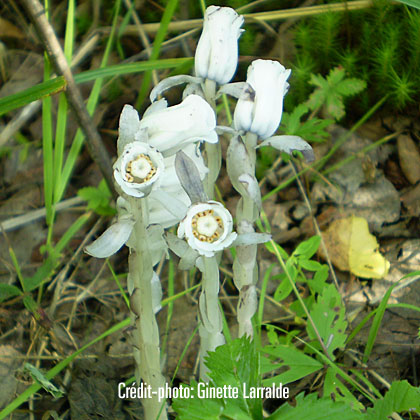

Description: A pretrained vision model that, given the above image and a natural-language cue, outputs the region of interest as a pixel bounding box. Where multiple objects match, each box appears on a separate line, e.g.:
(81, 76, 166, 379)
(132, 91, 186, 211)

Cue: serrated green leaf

(267, 392, 365, 420)
(306, 284, 348, 359)
(366, 380, 420, 419)
(306, 67, 366, 120)
(261, 346, 323, 386)
(206, 337, 263, 419)
(324, 368, 365, 412)
(280, 104, 332, 143)
(173, 337, 263, 420)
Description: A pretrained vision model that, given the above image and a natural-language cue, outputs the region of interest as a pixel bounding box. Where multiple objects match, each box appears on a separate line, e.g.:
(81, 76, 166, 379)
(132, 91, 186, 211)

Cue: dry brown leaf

(397, 134, 420, 184)
(0, 17, 24, 39)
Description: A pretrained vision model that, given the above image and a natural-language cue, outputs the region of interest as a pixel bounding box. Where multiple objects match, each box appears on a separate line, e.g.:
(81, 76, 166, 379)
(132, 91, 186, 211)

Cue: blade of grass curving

(24, 212, 91, 292)
(0, 60, 190, 117)
(161, 258, 175, 355)
(107, 260, 130, 308)
(362, 280, 402, 364)
(0, 77, 66, 116)
(269, 239, 331, 359)
(135, 0, 179, 109)
(395, 0, 420, 8)
(53, 0, 75, 204)
(42, 1, 54, 231)
(0, 282, 201, 418)
(56, 0, 122, 203)
(257, 263, 276, 346)
(0, 317, 131, 419)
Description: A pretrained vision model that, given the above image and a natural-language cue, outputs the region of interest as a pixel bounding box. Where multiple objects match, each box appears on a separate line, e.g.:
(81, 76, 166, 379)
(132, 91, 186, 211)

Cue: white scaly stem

(128, 197, 167, 420)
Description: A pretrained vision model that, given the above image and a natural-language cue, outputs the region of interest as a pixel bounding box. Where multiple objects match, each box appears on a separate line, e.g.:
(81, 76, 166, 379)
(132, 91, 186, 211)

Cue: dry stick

(105, 0, 374, 35)
(289, 160, 339, 289)
(123, 0, 159, 88)
(21, 0, 115, 197)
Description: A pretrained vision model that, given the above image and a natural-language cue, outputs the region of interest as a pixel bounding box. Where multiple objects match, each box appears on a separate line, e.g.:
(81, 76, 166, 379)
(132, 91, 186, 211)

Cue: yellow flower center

(191, 209, 224, 243)
(125, 154, 157, 183)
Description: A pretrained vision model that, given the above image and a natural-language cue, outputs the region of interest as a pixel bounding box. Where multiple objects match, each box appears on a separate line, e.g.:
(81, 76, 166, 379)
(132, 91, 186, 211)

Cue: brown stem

(21, 0, 116, 197)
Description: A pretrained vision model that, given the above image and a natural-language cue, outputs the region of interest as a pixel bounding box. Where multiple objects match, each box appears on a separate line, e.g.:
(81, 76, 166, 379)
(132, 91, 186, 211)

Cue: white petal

(151, 271, 163, 314)
(257, 135, 315, 162)
(149, 75, 203, 103)
(233, 232, 271, 246)
(139, 94, 217, 152)
(85, 218, 135, 258)
(117, 105, 141, 155)
(143, 98, 168, 118)
(195, 6, 244, 84)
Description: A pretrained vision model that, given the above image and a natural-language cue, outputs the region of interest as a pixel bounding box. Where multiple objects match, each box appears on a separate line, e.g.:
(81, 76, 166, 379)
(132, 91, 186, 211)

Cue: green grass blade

(135, 0, 180, 108)
(0, 77, 66, 116)
(394, 0, 420, 8)
(0, 317, 131, 419)
(362, 280, 402, 363)
(56, 0, 122, 203)
(42, 60, 54, 230)
(74, 58, 191, 83)
(24, 213, 91, 292)
(52, 0, 75, 203)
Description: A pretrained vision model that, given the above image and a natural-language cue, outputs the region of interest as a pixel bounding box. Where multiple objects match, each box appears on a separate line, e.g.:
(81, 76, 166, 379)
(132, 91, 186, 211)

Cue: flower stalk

(128, 197, 167, 420)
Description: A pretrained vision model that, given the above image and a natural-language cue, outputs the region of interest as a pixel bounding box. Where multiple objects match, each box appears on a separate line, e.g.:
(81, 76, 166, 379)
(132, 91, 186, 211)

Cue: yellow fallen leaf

(321, 216, 390, 279)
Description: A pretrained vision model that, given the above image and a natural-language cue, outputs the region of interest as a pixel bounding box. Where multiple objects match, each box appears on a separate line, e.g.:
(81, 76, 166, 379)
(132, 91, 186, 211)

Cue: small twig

(0, 196, 84, 232)
(290, 160, 340, 289)
(21, 0, 116, 196)
(123, 0, 159, 88)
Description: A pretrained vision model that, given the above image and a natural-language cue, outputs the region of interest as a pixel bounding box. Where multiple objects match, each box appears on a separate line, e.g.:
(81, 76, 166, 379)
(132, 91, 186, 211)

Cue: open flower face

(138, 94, 218, 154)
(178, 201, 237, 257)
(195, 6, 244, 85)
(234, 59, 291, 140)
(113, 142, 164, 198)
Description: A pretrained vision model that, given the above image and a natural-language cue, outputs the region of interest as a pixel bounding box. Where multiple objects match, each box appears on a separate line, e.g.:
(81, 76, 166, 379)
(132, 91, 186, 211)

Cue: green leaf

(299, 260, 324, 271)
(306, 67, 366, 120)
(306, 284, 348, 359)
(0, 284, 23, 302)
(280, 104, 333, 143)
(323, 368, 365, 411)
(293, 236, 321, 260)
(394, 0, 420, 8)
(78, 180, 115, 216)
(366, 381, 420, 419)
(268, 392, 365, 420)
(261, 345, 323, 386)
(274, 274, 293, 302)
(24, 363, 65, 399)
(0, 77, 66, 116)
(173, 337, 263, 420)
(308, 265, 329, 294)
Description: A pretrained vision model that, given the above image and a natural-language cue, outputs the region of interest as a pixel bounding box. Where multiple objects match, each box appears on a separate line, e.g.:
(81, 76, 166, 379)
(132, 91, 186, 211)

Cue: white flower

(113, 142, 164, 198)
(234, 59, 291, 140)
(85, 197, 135, 258)
(138, 94, 218, 154)
(195, 6, 244, 85)
(147, 143, 208, 228)
(178, 201, 237, 257)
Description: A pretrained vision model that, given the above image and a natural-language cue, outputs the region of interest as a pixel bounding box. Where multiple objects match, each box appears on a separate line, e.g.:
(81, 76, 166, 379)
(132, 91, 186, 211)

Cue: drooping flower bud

(139, 94, 218, 154)
(234, 59, 291, 140)
(177, 201, 237, 258)
(195, 6, 244, 85)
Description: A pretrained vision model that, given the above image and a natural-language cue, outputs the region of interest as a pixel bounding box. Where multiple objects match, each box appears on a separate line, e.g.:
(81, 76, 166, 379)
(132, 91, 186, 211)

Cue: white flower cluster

(86, 4, 314, 262)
